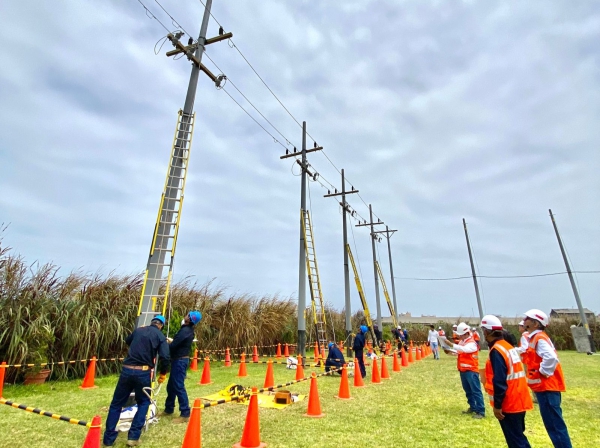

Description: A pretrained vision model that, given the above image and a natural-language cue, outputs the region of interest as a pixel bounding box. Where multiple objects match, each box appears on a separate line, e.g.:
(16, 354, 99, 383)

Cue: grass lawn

(1, 351, 599, 447)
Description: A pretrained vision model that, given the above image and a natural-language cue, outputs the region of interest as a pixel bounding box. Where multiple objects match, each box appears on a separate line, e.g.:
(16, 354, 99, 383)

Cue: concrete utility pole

(549, 209, 596, 353)
(280, 124, 322, 357)
(138, 0, 232, 327)
(324, 170, 358, 356)
(462, 218, 484, 320)
(356, 206, 385, 332)
(373, 226, 399, 323)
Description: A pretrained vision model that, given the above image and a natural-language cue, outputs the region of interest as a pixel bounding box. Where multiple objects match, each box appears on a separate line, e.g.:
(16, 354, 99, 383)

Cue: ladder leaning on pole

(137, 110, 195, 325)
(302, 210, 328, 351)
(375, 260, 398, 328)
(346, 244, 378, 346)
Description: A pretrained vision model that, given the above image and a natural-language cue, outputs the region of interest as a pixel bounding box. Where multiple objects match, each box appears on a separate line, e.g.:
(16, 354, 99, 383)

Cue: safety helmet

(151, 315, 166, 326)
(360, 325, 368, 334)
(524, 309, 549, 327)
(328, 342, 334, 349)
(518, 320, 525, 326)
(480, 315, 503, 331)
(438, 326, 442, 330)
(455, 322, 470, 336)
(397, 326, 402, 330)
(188, 311, 202, 325)
(452, 324, 458, 328)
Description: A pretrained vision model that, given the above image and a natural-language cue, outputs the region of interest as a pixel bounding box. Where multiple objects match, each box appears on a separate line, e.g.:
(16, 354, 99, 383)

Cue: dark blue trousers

(103, 368, 151, 445)
(536, 391, 572, 448)
(165, 358, 190, 417)
(355, 350, 366, 378)
(459, 370, 485, 415)
(498, 412, 531, 448)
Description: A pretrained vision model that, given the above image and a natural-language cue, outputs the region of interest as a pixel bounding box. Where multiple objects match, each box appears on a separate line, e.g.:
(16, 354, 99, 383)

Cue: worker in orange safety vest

(482, 315, 533, 448)
(523, 309, 572, 448)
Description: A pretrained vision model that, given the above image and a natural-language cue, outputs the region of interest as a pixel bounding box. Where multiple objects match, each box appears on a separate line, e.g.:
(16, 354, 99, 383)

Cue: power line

(395, 270, 600, 281)
(136, 0, 171, 33)
(154, 0, 193, 38)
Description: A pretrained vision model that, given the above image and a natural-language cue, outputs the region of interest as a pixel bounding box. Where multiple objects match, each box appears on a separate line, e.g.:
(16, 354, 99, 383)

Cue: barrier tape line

(0, 398, 90, 427)
(2, 358, 125, 369)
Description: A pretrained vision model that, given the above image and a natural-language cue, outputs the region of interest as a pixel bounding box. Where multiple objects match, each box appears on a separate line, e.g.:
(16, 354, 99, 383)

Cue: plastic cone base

(304, 374, 324, 418)
(233, 388, 266, 448)
(81, 415, 101, 448)
(181, 399, 202, 448)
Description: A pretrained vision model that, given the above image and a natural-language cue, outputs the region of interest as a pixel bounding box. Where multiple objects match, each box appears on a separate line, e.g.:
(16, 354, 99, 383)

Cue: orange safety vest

(526, 332, 566, 393)
(457, 336, 479, 372)
(438, 330, 445, 337)
(484, 340, 533, 413)
(473, 332, 480, 342)
(452, 332, 459, 344)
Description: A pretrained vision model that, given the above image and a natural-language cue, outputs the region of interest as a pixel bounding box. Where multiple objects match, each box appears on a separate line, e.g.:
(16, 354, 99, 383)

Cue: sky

(1, 0, 599, 320)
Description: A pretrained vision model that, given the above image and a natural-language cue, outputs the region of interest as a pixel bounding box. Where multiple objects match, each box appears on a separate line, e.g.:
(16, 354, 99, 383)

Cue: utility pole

(137, 0, 232, 328)
(373, 226, 398, 323)
(549, 209, 596, 353)
(324, 169, 358, 356)
(463, 218, 484, 320)
(356, 205, 385, 334)
(280, 125, 322, 357)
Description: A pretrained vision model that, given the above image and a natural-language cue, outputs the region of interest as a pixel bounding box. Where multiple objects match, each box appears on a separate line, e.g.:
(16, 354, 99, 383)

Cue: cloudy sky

(1, 0, 599, 321)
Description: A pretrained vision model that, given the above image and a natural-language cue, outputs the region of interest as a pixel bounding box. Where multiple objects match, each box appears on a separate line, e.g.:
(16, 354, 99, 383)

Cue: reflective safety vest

(438, 330, 445, 337)
(452, 332, 459, 344)
(526, 332, 566, 392)
(457, 336, 479, 372)
(484, 340, 533, 413)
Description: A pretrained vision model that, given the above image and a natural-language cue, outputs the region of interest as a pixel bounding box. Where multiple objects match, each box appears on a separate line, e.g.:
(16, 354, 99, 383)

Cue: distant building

(550, 308, 596, 322)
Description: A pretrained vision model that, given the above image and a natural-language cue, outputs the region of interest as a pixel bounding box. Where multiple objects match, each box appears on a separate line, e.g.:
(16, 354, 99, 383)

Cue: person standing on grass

(353, 325, 368, 378)
(442, 322, 485, 419)
(481, 315, 533, 448)
(452, 324, 460, 344)
(523, 309, 572, 448)
(373, 324, 383, 346)
(428, 324, 439, 360)
(438, 326, 446, 337)
(161, 311, 202, 424)
(516, 320, 530, 355)
(103, 315, 170, 448)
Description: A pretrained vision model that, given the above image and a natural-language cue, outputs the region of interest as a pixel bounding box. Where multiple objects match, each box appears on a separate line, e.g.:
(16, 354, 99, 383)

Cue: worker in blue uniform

(162, 310, 202, 424)
(352, 325, 368, 378)
(325, 342, 345, 374)
(103, 315, 170, 448)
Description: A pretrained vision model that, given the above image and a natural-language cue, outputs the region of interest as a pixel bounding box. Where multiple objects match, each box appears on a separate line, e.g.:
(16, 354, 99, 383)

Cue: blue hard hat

(152, 315, 166, 326)
(360, 325, 368, 334)
(328, 342, 334, 349)
(189, 311, 202, 325)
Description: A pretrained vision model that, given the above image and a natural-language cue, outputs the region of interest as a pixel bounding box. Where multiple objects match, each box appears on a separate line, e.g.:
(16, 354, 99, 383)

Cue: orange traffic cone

(381, 356, 391, 380)
(233, 388, 266, 448)
(181, 398, 202, 448)
(416, 346, 422, 361)
(263, 360, 274, 388)
(304, 373, 325, 418)
(335, 364, 352, 400)
(392, 351, 401, 372)
(224, 348, 232, 367)
(0, 361, 7, 398)
(276, 343, 282, 359)
(81, 415, 101, 448)
(401, 349, 409, 367)
(190, 349, 199, 371)
(371, 356, 381, 384)
(252, 345, 259, 363)
(295, 355, 305, 381)
(80, 356, 98, 390)
(353, 358, 365, 388)
(408, 346, 414, 363)
(200, 358, 213, 385)
(237, 354, 248, 378)
(283, 344, 289, 357)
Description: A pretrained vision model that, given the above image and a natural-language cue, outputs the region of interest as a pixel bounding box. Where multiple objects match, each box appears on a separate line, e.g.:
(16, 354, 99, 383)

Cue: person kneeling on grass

(325, 342, 345, 374)
(482, 315, 533, 448)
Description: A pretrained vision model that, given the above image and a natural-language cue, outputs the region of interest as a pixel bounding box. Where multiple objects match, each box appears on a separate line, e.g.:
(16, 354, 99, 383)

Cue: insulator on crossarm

(328, 190, 331, 194)
(314, 142, 317, 148)
(335, 189, 338, 194)
(286, 149, 289, 154)
(294, 147, 297, 153)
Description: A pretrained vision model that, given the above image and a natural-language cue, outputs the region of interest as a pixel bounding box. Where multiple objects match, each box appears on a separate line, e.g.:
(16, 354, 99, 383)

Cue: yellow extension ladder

(302, 210, 329, 349)
(346, 244, 377, 344)
(137, 110, 195, 326)
(375, 260, 398, 328)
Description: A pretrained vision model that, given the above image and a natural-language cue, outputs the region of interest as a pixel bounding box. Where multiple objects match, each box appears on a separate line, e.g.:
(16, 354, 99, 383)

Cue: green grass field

(1, 351, 599, 447)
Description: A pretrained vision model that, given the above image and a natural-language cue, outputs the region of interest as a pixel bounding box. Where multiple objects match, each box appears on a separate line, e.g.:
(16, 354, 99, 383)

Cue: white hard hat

(480, 315, 503, 331)
(397, 326, 401, 330)
(438, 326, 442, 330)
(518, 320, 525, 326)
(524, 309, 549, 327)
(452, 324, 458, 328)
(455, 322, 470, 336)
